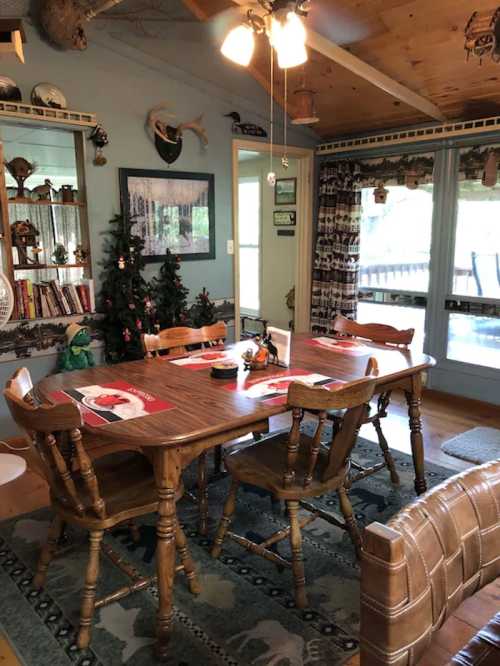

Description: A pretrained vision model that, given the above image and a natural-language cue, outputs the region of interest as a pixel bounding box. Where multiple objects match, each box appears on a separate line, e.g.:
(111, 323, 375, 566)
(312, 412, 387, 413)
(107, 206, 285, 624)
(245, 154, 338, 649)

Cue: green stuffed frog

(58, 323, 95, 372)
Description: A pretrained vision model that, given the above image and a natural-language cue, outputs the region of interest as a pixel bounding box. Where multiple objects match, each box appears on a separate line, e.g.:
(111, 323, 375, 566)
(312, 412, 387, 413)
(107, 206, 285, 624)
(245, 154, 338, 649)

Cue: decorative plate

(0, 77, 22, 102)
(31, 82, 67, 109)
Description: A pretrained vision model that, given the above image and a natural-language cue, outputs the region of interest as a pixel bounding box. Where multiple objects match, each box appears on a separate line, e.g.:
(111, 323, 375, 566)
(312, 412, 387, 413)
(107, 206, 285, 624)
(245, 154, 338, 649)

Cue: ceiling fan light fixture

(221, 24, 255, 67)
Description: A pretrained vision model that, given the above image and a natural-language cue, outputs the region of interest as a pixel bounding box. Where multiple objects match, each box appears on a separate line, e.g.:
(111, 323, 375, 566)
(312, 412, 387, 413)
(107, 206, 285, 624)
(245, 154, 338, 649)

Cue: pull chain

(267, 44, 276, 187)
(282, 68, 289, 169)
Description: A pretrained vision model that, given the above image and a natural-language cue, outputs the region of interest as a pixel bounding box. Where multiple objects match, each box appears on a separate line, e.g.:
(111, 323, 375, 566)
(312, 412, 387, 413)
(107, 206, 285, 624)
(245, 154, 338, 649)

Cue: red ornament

(136, 318, 142, 330)
(128, 303, 135, 310)
(123, 328, 131, 342)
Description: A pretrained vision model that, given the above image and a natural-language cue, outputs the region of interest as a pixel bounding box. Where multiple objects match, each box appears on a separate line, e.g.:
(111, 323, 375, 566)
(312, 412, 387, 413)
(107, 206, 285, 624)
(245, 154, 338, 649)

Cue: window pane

(238, 179, 260, 246)
(447, 313, 500, 370)
(453, 180, 500, 299)
(360, 185, 433, 292)
(239, 247, 259, 314)
(357, 301, 426, 352)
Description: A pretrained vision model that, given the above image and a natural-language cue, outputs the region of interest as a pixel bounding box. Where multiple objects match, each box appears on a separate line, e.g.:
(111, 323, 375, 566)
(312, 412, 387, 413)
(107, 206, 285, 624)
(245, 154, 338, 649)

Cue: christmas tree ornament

(118, 255, 126, 270)
(123, 328, 131, 342)
(136, 318, 142, 330)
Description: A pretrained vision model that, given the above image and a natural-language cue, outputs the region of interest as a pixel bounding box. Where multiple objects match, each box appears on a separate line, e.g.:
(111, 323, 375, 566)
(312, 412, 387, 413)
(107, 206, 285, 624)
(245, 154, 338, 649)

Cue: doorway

(232, 139, 314, 339)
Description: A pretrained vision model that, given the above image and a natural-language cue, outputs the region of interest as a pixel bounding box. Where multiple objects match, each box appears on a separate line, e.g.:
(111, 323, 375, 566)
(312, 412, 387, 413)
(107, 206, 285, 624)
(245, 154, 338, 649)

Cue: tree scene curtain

(311, 161, 361, 333)
(311, 153, 435, 333)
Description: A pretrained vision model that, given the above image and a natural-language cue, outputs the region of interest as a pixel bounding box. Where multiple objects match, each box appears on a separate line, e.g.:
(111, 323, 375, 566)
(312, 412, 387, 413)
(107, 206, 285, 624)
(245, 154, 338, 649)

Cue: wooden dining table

(36, 333, 435, 661)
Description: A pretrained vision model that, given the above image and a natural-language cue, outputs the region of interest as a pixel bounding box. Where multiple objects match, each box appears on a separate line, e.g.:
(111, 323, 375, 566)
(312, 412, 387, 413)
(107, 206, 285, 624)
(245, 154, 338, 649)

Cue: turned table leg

(405, 372, 427, 495)
(154, 447, 181, 662)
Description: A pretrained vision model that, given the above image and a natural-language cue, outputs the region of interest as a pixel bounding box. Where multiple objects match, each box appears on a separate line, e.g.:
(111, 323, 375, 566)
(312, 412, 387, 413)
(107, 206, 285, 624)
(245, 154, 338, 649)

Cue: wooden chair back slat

(333, 314, 414, 347)
(285, 369, 377, 487)
(142, 321, 227, 357)
(4, 368, 106, 518)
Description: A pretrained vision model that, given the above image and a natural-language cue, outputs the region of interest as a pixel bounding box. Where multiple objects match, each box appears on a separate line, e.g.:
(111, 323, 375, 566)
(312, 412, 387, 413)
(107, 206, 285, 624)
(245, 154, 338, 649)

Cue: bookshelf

(0, 124, 95, 323)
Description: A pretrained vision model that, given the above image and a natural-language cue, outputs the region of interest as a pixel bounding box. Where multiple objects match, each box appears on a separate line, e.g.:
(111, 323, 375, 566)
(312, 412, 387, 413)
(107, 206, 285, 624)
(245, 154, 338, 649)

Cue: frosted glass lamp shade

(221, 25, 255, 66)
(0, 453, 26, 485)
(276, 13, 308, 69)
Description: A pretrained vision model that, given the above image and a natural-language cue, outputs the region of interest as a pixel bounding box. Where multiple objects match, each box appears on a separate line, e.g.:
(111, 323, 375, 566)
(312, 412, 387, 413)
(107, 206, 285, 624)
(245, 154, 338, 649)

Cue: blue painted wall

(0, 25, 317, 436)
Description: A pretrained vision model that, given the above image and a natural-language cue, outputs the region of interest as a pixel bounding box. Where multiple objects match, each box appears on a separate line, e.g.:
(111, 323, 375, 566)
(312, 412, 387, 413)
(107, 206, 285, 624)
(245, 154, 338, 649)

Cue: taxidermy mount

(38, 0, 125, 51)
(147, 104, 208, 165)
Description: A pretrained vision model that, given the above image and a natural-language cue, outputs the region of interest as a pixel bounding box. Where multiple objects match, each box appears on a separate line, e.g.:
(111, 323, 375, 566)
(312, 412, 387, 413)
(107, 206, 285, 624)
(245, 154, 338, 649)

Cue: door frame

(231, 138, 314, 340)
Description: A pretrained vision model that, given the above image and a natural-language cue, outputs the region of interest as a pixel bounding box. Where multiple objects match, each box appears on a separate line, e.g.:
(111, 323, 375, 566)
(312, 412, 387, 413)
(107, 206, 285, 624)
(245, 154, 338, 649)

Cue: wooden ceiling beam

(228, 0, 446, 122)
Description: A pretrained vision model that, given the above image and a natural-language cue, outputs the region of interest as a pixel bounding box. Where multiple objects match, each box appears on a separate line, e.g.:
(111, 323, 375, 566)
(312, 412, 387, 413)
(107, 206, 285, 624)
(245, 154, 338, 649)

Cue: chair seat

(224, 433, 347, 500)
(53, 451, 182, 528)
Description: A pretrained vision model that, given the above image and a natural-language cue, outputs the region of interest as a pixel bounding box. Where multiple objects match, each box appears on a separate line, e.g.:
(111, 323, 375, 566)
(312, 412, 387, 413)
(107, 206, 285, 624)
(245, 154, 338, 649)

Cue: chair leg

(213, 445, 223, 475)
(127, 520, 141, 544)
(77, 529, 104, 650)
(373, 417, 400, 485)
(34, 515, 65, 588)
(338, 486, 362, 560)
(211, 479, 240, 558)
(197, 452, 209, 536)
(287, 500, 307, 608)
(176, 524, 201, 595)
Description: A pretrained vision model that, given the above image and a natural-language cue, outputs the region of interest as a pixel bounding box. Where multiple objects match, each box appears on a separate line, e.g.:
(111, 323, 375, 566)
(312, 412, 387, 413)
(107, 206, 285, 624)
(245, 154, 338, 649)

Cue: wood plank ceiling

(183, 0, 500, 139)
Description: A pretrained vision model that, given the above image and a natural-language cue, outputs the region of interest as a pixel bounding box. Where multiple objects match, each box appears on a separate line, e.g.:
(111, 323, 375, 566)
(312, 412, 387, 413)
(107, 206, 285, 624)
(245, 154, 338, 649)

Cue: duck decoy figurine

(224, 112, 267, 137)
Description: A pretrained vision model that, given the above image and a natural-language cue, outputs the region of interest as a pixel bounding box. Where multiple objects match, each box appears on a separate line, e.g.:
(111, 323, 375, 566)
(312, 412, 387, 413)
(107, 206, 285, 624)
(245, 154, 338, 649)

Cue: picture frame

(274, 177, 297, 205)
(273, 210, 296, 226)
(119, 168, 215, 262)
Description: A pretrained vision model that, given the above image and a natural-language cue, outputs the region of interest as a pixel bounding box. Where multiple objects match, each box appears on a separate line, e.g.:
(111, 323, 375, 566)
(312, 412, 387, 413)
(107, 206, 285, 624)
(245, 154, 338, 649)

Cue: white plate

(31, 82, 67, 109)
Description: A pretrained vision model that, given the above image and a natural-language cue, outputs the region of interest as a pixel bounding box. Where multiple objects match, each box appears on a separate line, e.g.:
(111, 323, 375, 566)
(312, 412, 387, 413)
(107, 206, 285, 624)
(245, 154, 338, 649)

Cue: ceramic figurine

(263, 333, 279, 365)
(58, 323, 95, 372)
(373, 182, 388, 204)
(32, 178, 54, 201)
(242, 336, 269, 371)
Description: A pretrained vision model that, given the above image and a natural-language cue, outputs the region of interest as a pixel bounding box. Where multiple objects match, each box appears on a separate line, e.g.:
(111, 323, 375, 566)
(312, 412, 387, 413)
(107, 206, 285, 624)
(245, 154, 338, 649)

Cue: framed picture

(273, 210, 296, 226)
(275, 177, 297, 205)
(119, 168, 215, 262)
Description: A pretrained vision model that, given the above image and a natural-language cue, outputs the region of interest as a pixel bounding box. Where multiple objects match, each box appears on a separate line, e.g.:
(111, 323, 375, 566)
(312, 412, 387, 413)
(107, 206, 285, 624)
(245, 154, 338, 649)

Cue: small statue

(74, 244, 88, 264)
(32, 178, 54, 201)
(263, 333, 279, 365)
(58, 323, 95, 372)
(52, 243, 68, 265)
(242, 336, 269, 371)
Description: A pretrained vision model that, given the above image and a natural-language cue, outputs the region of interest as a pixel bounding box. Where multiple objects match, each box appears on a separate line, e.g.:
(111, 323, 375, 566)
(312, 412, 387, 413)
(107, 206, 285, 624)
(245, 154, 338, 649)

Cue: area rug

(0, 433, 454, 666)
(441, 426, 500, 464)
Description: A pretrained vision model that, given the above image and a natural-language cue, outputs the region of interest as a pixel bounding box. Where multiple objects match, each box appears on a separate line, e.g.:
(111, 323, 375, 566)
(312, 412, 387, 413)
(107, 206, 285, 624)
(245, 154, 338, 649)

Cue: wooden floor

(0, 387, 499, 665)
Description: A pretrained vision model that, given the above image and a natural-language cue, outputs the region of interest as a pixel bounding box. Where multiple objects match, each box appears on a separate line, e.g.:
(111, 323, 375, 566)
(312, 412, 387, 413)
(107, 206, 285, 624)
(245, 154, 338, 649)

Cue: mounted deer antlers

(147, 104, 208, 165)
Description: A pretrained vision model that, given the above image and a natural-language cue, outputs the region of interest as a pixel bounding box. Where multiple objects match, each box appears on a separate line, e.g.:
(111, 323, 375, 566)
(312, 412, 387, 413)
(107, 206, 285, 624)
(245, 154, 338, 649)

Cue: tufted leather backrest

(360, 460, 500, 666)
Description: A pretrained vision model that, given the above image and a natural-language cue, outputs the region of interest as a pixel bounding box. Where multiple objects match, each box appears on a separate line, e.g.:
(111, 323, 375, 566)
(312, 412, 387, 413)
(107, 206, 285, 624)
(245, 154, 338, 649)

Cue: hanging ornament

(118, 255, 126, 270)
(482, 149, 498, 187)
(373, 182, 389, 204)
(465, 9, 500, 63)
(267, 171, 277, 186)
(105, 298, 112, 308)
(136, 318, 143, 330)
(88, 125, 109, 167)
(128, 302, 136, 310)
(123, 328, 131, 343)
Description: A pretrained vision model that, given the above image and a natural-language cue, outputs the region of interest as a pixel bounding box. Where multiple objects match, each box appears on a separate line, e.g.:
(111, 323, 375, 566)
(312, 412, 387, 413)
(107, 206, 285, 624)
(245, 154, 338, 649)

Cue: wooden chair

(330, 314, 415, 487)
(211, 372, 377, 608)
(4, 368, 200, 650)
(142, 322, 269, 535)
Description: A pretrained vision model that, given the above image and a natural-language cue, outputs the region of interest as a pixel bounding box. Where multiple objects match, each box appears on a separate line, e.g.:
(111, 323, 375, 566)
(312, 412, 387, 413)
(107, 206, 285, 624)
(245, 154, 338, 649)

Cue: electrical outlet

(227, 240, 234, 255)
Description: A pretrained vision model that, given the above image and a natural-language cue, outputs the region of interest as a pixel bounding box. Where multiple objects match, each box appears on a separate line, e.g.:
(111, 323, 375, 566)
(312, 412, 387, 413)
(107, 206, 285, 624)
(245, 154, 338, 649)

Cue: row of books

(14, 279, 95, 320)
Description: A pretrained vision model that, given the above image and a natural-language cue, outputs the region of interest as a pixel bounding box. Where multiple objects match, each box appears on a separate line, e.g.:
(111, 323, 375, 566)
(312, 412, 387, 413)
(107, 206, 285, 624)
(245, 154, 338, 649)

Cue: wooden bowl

(211, 362, 239, 379)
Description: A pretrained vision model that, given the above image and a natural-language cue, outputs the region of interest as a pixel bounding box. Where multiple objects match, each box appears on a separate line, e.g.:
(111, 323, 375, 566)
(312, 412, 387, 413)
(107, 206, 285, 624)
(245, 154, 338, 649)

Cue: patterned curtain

(311, 161, 361, 334)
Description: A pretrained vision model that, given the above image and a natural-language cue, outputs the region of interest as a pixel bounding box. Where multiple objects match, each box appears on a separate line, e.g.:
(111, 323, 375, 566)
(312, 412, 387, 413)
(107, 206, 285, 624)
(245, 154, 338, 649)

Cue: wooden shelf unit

(0, 128, 93, 322)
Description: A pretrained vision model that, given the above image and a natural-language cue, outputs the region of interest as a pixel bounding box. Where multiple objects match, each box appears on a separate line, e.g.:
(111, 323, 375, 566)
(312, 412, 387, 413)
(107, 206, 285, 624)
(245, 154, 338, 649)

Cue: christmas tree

(151, 249, 189, 329)
(100, 214, 150, 362)
(191, 287, 216, 328)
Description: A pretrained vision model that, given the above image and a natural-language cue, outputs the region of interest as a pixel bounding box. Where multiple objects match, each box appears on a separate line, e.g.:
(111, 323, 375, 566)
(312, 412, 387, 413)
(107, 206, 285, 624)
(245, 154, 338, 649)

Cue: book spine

(32, 284, 41, 319)
(62, 286, 75, 314)
(48, 281, 65, 316)
(45, 284, 61, 316)
(21, 280, 30, 320)
(54, 280, 72, 315)
(70, 284, 84, 314)
(15, 281, 24, 319)
(76, 284, 90, 313)
(39, 286, 50, 318)
(26, 280, 36, 319)
(86, 278, 95, 313)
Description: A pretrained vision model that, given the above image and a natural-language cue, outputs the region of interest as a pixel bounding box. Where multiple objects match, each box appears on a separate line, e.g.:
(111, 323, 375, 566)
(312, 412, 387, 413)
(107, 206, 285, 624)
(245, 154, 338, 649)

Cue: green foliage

(151, 249, 189, 329)
(191, 287, 216, 328)
(100, 214, 150, 363)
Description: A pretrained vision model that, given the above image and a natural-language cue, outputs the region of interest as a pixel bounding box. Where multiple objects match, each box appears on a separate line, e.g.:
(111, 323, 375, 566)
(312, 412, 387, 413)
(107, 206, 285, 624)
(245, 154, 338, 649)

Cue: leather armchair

(360, 460, 500, 665)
